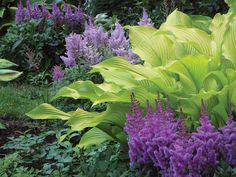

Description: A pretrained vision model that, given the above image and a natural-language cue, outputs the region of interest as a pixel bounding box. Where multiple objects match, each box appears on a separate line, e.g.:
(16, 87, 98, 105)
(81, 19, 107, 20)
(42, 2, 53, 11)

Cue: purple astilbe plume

(26, 0, 32, 20)
(51, 2, 64, 26)
(64, 4, 83, 30)
(84, 18, 108, 48)
(220, 109, 236, 166)
(124, 95, 181, 176)
(74, 5, 83, 23)
(31, 3, 42, 19)
(109, 22, 138, 63)
(109, 22, 129, 55)
(60, 33, 83, 67)
(138, 8, 154, 27)
(41, 5, 51, 19)
(16, 0, 25, 23)
(52, 65, 64, 81)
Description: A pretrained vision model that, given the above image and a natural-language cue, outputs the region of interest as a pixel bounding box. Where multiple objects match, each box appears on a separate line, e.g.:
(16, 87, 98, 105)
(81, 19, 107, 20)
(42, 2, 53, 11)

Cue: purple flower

(41, 5, 51, 19)
(138, 8, 154, 27)
(220, 111, 236, 165)
(60, 33, 82, 67)
(26, 0, 32, 20)
(16, 0, 25, 23)
(31, 3, 41, 19)
(84, 17, 108, 48)
(51, 2, 63, 26)
(52, 65, 64, 81)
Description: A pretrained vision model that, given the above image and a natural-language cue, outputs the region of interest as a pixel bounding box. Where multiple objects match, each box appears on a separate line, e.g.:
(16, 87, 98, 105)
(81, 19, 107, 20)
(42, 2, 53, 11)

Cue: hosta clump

(125, 96, 236, 177)
(61, 20, 138, 68)
(16, 0, 83, 30)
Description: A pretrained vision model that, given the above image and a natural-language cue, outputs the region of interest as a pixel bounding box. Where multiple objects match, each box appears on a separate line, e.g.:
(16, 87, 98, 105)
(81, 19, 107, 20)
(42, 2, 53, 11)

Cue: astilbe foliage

(125, 96, 236, 177)
(138, 8, 154, 27)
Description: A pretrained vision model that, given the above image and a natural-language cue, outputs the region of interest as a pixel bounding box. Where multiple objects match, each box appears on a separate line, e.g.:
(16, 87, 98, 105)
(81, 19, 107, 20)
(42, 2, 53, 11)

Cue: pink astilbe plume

(52, 65, 64, 81)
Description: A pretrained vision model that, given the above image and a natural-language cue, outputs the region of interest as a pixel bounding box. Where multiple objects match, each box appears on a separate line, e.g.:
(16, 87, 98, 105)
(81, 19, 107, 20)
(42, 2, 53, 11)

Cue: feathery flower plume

(138, 8, 154, 27)
(52, 65, 64, 81)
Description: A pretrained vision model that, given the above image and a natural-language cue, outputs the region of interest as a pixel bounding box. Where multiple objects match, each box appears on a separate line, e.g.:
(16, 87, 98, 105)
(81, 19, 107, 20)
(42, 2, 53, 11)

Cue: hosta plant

(0, 59, 22, 82)
(27, 1, 236, 148)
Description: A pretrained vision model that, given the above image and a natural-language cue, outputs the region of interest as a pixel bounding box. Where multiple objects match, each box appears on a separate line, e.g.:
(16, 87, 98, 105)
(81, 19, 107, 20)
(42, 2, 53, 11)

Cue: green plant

(0, 59, 21, 82)
(27, 2, 236, 148)
(0, 19, 67, 84)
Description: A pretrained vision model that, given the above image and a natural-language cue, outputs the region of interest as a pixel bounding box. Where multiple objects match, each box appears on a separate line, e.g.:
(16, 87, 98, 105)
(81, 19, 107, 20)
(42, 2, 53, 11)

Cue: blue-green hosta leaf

(0, 59, 17, 69)
(77, 127, 113, 148)
(26, 103, 71, 120)
(0, 69, 22, 81)
(222, 15, 236, 66)
(52, 80, 104, 101)
(167, 55, 209, 94)
(129, 26, 175, 66)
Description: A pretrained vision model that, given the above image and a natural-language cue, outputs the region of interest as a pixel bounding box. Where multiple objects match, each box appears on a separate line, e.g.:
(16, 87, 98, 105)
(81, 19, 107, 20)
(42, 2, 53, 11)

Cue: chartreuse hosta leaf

(0, 59, 22, 82)
(77, 127, 114, 149)
(129, 26, 175, 66)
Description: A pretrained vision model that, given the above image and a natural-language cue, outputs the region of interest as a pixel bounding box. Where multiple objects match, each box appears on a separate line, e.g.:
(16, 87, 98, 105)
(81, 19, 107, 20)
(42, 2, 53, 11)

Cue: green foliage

(0, 59, 21, 82)
(1, 127, 148, 177)
(28, 3, 236, 148)
(0, 19, 67, 84)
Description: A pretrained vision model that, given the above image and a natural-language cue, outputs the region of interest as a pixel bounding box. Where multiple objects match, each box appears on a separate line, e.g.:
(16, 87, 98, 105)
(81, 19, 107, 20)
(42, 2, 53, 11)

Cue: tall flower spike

(16, 0, 25, 23)
(220, 106, 236, 165)
(26, 0, 32, 20)
(138, 8, 154, 27)
(51, 2, 63, 26)
(31, 3, 41, 19)
(52, 65, 64, 81)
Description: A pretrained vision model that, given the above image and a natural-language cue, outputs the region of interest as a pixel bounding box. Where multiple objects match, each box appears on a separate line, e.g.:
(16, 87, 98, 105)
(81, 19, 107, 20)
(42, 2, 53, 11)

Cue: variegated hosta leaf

(0, 69, 22, 81)
(0, 59, 17, 69)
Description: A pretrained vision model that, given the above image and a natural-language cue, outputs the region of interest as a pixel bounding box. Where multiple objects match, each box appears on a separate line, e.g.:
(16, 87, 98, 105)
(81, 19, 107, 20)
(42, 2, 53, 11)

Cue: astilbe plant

(61, 20, 138, 68)
(16, 0, 83, 30)
(138, 8, 154, 27)
(52, 65, 64, 81)
(124, 96, 236, 177)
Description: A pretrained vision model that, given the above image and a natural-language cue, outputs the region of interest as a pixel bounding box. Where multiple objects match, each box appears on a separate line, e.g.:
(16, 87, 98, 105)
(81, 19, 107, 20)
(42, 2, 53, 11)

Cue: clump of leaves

(0, 19, 67, 84)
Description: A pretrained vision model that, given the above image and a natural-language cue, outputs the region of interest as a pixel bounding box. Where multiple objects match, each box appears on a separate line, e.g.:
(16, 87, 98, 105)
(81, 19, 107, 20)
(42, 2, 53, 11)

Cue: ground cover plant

(0, 0, 236, 177)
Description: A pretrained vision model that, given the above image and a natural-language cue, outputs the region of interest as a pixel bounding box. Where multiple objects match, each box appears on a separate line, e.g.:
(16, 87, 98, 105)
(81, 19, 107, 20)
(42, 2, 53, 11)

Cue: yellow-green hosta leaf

(0, 69, 22, 81)
(129, 26, 175, 66)
(168, 55, 209, 94)
(77, 127, 113, 149)
(163, 26, 213, 57)
(26, 103, 71, 120)
(225, 0, 236, 12)
(203, 71, 229, 91)
(91, 57, 159, 78)
(0, 59, 17, 68)
(52, 80, 104, 101)
(67, 103, 129, 131)
(222, 15, 236, 66)
(162, 9, 192, 27)
(190, 15, 212, 33)
(173, 42, 200, 59)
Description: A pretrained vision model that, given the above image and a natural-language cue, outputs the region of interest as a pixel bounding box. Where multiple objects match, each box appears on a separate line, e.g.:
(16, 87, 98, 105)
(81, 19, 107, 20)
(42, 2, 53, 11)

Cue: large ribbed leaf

(52, 81, 104, 101)
(222, 15, 236, 66)
(162, 9, 192, 27)
(26, 103, 71, 120)
(225, 0, 236, 12)
(129, 26, 174, 66)
(163, 26, 213, 56)
(67, 103, 129, 131)
(0, 69, 22, 81)
(190, 15, 212, 33)
(168, 55, 209, 94)
(77, 127, 114, 148)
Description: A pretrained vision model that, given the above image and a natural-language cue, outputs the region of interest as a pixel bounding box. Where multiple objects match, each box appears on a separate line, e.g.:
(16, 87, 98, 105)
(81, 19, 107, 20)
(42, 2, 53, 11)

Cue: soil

(0, 116, 41, 158)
